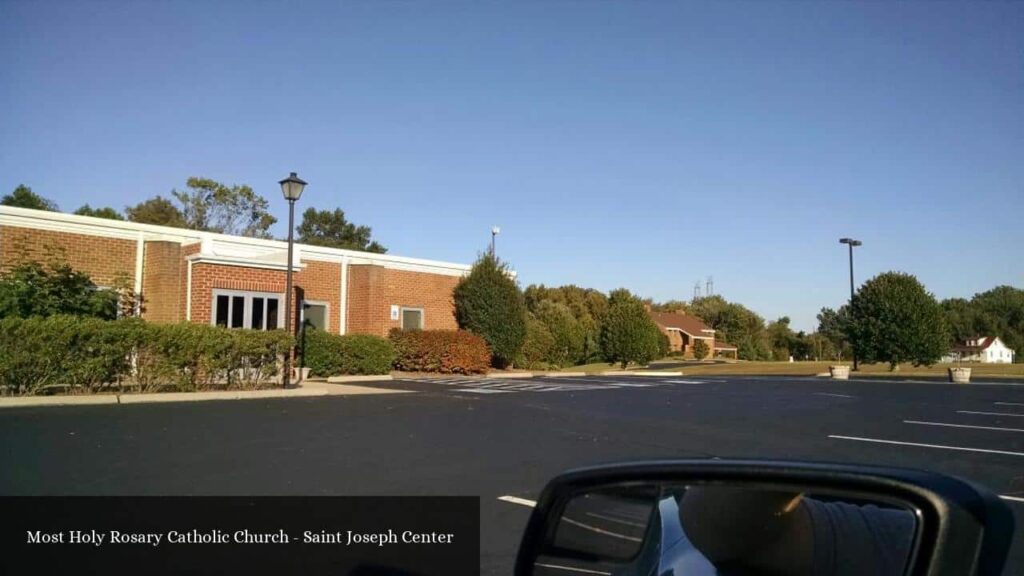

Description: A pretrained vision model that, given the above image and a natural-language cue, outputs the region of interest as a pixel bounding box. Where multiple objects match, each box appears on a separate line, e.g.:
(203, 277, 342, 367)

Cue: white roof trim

(1, 205, 472, 276)
(186, 253, 305, 272)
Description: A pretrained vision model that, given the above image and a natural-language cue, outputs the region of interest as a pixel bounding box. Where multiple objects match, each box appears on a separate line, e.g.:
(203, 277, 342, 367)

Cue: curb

(631, 371, 684, 376)
(0, 395, 120, 408)
(117, 388, 326, 404)
(542, 372, 588, 377)
(326, 375, 393, 383)
(0, 384, 407, 408)
(487, 372, 534, 379)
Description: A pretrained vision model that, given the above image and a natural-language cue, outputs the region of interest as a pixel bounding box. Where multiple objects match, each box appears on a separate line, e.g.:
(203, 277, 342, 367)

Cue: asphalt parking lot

(1, 374, 1022, 574)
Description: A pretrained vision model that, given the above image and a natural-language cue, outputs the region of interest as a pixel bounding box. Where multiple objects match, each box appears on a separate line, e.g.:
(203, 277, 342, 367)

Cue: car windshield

(0, 2, 1021, 575)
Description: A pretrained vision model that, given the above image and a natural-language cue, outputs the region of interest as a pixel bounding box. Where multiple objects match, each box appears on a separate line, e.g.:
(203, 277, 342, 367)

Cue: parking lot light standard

(491, 226, 500, 257)
(280, 172, 307, 389)
(839, 237, 862, 371)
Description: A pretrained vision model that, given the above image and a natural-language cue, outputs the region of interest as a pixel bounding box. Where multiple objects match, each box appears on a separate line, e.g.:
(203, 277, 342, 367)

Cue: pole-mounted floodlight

(280, 172, 307, 388)
(491, 226, 500, 257)
(839, 237, 863, 371)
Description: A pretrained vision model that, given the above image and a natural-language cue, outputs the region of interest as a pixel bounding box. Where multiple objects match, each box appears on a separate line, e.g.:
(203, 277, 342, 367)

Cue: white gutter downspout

(186, 260, 193, 321)
(339, 255, 348, 335)
(134, 233, 145, 312)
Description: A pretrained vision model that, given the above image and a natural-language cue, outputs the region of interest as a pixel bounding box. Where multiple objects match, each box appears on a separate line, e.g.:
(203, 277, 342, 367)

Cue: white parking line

(535, 563, 611, 575)
(585, 511, 647, 528)
(995, 402, 1024, 407)
(665, 379, 709, 385)
(904, 420, 1024, 433)
(498, 495, 537, 507)
(828, 435, 1024, 457)
(957, 410, 1024, 418)
(1002, 495, 1024, 504)
(814, 392, 855, 399)
(561, 516, 642, 543)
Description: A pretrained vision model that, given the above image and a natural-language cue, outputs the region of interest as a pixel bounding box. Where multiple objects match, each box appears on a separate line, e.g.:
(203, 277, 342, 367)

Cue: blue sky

(2, 1, 1021, 331)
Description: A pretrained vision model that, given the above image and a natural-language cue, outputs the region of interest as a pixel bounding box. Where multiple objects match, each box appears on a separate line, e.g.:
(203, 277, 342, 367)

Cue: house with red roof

(647, 310, 738, 359)
(942, 336, 1016, 364)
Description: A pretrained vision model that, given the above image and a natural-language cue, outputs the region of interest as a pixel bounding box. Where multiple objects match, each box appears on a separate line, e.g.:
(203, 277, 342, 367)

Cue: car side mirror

(514, 460, 1014, 576)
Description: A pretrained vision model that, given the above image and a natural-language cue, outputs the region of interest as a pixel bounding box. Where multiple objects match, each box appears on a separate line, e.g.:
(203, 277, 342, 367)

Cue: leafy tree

(533, 300, 586, 367)
(125, 196, 188, 227)
(942, 286, 1024, 362)
(524, 284, 608, 363)
(518, 314, 557, 369)
(690, 295, 771, 360)
(171, 177, 276, 238)
(0, 261, 118, 319)
(692, 338, 710, 360)
(803, 332, 836, 361)
(2, 185, 58, 211)
(296, 207, 387, 253)
(816, 307, 852, 360)
(649, 299, 690, 313)
(767, 316, 798, 361)
(845, 272, 949, 369)
(74, 204, 124, 220)
(600, 289, 664, 368)
(453, 254, 527, 368)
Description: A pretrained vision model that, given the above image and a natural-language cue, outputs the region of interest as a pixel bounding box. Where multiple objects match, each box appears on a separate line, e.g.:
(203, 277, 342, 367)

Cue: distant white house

(941, 336, 1016, 364)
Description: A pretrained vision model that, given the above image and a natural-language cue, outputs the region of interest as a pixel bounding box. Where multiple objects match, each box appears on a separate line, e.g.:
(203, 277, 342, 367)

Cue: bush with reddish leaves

(389, 329, 491, 375)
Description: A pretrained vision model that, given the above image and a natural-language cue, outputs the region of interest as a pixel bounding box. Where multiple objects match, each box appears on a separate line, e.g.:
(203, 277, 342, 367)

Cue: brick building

(648, 310, 738, 359)
(0, 206, 470, 335)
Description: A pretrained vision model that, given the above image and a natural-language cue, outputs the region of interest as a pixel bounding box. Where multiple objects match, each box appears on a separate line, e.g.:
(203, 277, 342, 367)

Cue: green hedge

(302, 329, 396, 377)
(389, 329, 491, 374)
(0, 316, 293, 395)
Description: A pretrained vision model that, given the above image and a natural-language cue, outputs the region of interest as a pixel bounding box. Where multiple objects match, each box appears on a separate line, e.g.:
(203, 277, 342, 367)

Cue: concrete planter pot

(948, 367, 971, 384)
(829, 365, 851, 380)
(291, 367, 311, 383)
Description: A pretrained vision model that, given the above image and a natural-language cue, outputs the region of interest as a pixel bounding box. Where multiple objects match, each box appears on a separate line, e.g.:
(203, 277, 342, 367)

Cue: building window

(401, 307, 424, 330)
(212, 290, 283, 330)
(302, 301, 329, 331)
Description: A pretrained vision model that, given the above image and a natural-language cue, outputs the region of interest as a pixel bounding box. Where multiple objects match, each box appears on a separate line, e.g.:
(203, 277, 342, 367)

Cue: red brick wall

(0, 226, 137, 287)
(141, 241, 183, 323)
(189, 259, 341, 333)
(0, 221, 461, 337)
(659, 327, 684, 352)
(346, 265, 459, 337)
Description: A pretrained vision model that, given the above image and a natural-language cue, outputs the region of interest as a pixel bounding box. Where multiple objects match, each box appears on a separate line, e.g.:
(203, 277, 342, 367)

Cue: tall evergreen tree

(453, 254, 527, 368)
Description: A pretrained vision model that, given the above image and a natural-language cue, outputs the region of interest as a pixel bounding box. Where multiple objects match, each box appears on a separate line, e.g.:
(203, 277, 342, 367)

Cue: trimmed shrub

(389, 329, 491, 374)
(302, 329, 396, 376)
(692, 339, 710, 360)
(0, 261, 120, 320)
(453, 254, 527, 368)
(0, 317, 293, 395)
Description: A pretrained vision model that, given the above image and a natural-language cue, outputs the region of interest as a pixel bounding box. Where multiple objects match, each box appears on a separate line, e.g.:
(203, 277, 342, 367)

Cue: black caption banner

(0, 496, 480, 575)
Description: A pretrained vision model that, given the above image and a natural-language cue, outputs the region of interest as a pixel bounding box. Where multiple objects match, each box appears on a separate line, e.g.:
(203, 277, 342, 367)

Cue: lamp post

(839, 237, 862, 371)
(490, 226, 500, 257)
(279, 172, 307, 388)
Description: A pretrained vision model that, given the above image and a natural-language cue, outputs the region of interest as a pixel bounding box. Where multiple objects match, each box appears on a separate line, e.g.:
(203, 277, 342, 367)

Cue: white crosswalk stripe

(402, 377, 673, 395)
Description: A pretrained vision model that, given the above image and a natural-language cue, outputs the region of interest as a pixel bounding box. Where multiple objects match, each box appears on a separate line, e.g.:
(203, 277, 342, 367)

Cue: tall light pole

(279, 172, 307, 388)
(839, 237, 862, 371)
(490, 226, 500, 257)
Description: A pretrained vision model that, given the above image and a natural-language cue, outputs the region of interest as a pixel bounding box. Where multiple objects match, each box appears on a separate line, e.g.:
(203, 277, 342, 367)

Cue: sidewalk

(0, 380, 409, 409)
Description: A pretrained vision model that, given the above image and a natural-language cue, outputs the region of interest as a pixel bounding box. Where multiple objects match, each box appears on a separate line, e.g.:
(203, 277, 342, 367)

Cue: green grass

(644, 360, 1024, 378)
(556, 362, 635, 373)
